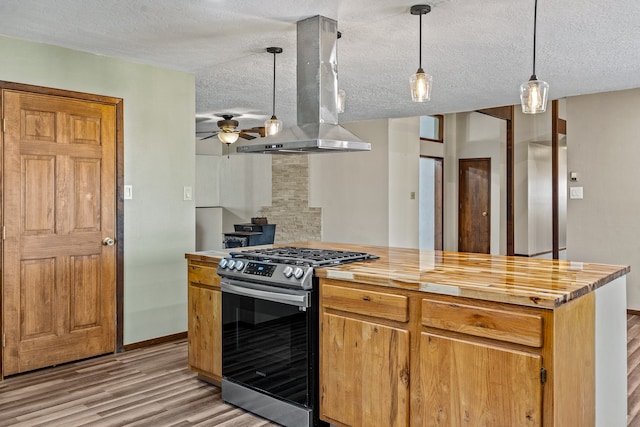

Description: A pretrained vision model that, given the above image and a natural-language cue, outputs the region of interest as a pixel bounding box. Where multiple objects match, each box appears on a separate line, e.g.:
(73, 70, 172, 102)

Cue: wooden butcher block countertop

(185, 241, 629, 309)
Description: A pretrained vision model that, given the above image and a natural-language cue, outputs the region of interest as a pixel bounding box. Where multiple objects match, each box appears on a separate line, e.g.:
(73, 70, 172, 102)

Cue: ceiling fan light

(410, 68, 432, 102)
(520, 76, 549, 114)
(265, 115, 282, 136)
(218, 131, 240, 144)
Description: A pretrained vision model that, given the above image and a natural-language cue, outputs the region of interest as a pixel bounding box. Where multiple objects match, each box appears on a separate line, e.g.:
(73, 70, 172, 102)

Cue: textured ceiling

(1, 0, 640, 132)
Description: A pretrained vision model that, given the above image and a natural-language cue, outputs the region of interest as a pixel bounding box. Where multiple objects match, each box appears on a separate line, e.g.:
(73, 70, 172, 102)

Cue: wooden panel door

(420, 332, 542, 426)
(2, 90, 116, 375)
(458, 158, 491, 253)
(321, 313, 410, 427)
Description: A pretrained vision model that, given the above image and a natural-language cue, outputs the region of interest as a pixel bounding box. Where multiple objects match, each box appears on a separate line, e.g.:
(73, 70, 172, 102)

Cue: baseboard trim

(628, 310, 640, 317)
(123, 331, 187, 351)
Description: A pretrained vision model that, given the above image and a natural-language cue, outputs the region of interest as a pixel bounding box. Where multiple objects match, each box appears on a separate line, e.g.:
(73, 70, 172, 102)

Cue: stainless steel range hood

(237, 15, 371, 154)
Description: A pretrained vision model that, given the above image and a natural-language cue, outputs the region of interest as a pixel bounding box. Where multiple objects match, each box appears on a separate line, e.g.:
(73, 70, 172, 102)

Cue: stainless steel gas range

(216, 246, 378, 427)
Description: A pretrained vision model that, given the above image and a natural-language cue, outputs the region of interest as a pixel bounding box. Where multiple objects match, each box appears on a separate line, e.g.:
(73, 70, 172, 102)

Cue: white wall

(567, 88, 640, 309)
(308, 117, 420, 248)
(388, 117, 420, 248)
(0, 35, 195, 345)
(309, 119, 390, 246)
(218, 153, 272, 233)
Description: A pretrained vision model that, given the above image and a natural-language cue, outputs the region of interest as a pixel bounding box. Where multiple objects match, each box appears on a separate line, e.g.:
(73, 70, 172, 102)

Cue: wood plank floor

(2, 315, 640, 426)
(0, 340, 278, 427)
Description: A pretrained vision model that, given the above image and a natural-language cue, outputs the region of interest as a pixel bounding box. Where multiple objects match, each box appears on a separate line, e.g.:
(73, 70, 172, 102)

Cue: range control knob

(293, 267, 304, 280)
(283, 266, 293, 278)
(235, 260, 244, 270)
(227, 259, 236, 270)
(219, 259, 228, 269)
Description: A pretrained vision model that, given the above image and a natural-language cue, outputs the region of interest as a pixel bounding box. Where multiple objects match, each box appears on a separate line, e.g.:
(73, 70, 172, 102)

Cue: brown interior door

(458, 158, 491, 254)
(2, 90, 116, 375)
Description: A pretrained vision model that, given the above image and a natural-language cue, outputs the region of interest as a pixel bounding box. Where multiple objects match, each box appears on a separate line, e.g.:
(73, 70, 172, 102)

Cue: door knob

(102, 237, 115, 246)
(482, 211, 488, 217)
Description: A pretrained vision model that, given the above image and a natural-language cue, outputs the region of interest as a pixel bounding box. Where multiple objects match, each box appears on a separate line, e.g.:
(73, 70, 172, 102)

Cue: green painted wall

(0, 35, 196, 345)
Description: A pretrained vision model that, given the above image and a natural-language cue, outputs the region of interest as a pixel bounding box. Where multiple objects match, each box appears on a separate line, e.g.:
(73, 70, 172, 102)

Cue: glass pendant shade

(520, 75, 549, 114)
(218, 131, 240, 144)
(337, 88, 346, 113)
(410, 68, 433, 102)
(264, 115, 282, 136)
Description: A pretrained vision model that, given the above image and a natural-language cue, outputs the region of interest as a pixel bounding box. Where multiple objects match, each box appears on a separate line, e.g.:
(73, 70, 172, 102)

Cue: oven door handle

(221, 280, 310, 308)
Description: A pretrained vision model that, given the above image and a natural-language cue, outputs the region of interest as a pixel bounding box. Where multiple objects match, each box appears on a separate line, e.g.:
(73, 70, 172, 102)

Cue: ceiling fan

(196, 114, 265, 141)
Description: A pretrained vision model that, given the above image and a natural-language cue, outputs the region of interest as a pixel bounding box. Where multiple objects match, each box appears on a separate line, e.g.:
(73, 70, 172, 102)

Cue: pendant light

(520, 0, 549, 114)
(410, 4, 432, 102)
(265, 47, 283, 136)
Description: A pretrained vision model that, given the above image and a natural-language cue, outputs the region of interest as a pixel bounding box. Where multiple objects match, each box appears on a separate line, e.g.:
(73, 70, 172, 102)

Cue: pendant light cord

(271, 51, 277, 117)
(419, 13, 423, 68)
(532, 0, 538, 76)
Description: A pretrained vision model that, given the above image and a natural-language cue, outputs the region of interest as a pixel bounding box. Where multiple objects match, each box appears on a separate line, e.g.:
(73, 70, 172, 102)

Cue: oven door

(221, 279, 312, 409)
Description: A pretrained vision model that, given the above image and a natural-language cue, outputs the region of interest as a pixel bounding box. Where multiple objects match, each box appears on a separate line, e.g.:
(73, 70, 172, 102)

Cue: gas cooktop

(217, 246, 379, 290)
(231, 246, 379, 267)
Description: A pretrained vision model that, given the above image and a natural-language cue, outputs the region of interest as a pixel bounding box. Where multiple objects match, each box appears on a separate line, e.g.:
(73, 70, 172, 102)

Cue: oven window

(223, 292, 310, 407)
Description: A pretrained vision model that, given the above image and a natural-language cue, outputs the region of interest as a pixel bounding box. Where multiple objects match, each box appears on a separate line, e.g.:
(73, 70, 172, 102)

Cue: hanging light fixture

(265, 47, 283, 136)
(410, 4, 432, 102)
(520, 0, 549, 114)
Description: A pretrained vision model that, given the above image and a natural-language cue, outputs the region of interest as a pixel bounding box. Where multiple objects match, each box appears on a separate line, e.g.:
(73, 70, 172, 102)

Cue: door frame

(419, 155, 444, 250)
(458, 157, 491, 254)
(552, 99, 567, 259)
(0, 81, 125, 379)
(476, 106, 514, 255)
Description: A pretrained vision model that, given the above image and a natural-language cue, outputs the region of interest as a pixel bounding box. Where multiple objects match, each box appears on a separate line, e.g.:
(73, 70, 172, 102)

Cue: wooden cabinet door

(2, 90, 116, 375)
(188, 284, 221, 379)
(420, 333, 542, 426)
(321, 313, 410, 427)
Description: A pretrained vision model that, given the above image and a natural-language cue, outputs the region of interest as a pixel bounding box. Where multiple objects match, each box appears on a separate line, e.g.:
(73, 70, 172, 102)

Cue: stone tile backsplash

(260, 155, 321, 243)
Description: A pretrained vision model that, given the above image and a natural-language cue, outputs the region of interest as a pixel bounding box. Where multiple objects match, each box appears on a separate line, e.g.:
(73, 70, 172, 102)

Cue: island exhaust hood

(236, 15, 371, 154)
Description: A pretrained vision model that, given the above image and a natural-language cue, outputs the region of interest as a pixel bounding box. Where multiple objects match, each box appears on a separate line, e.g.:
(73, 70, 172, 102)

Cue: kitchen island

(185, 241, 629, 427)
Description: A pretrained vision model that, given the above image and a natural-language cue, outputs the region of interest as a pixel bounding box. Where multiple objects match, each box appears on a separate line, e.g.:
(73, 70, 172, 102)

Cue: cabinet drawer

(322, 284, 409, 322)
(188, 263, 220, 288)
(421, 298, 543, 347)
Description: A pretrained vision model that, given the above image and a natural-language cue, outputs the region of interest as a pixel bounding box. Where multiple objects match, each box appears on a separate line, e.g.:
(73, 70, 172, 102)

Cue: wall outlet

(183, 186, 193, 201)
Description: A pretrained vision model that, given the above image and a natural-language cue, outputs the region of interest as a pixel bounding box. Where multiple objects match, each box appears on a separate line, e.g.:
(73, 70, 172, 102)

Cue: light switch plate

(570, 186, 583, 199)
(183, 186, 193, 201)
(124, 185, 133, 200)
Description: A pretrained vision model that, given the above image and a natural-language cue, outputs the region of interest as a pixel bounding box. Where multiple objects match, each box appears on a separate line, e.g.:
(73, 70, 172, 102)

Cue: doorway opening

(419, 156, 443, 250)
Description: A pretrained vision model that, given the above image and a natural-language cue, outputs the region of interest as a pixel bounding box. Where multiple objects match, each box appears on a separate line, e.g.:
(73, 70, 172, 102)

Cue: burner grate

(231, 246, 378, 267)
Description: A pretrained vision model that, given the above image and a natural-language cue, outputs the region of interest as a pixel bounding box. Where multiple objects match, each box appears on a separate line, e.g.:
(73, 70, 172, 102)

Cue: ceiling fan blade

(196, 130, 217, 134)
(200, 134, 218, 140)
(241, 127, 266, 138)
(239, 132, 256, 140)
